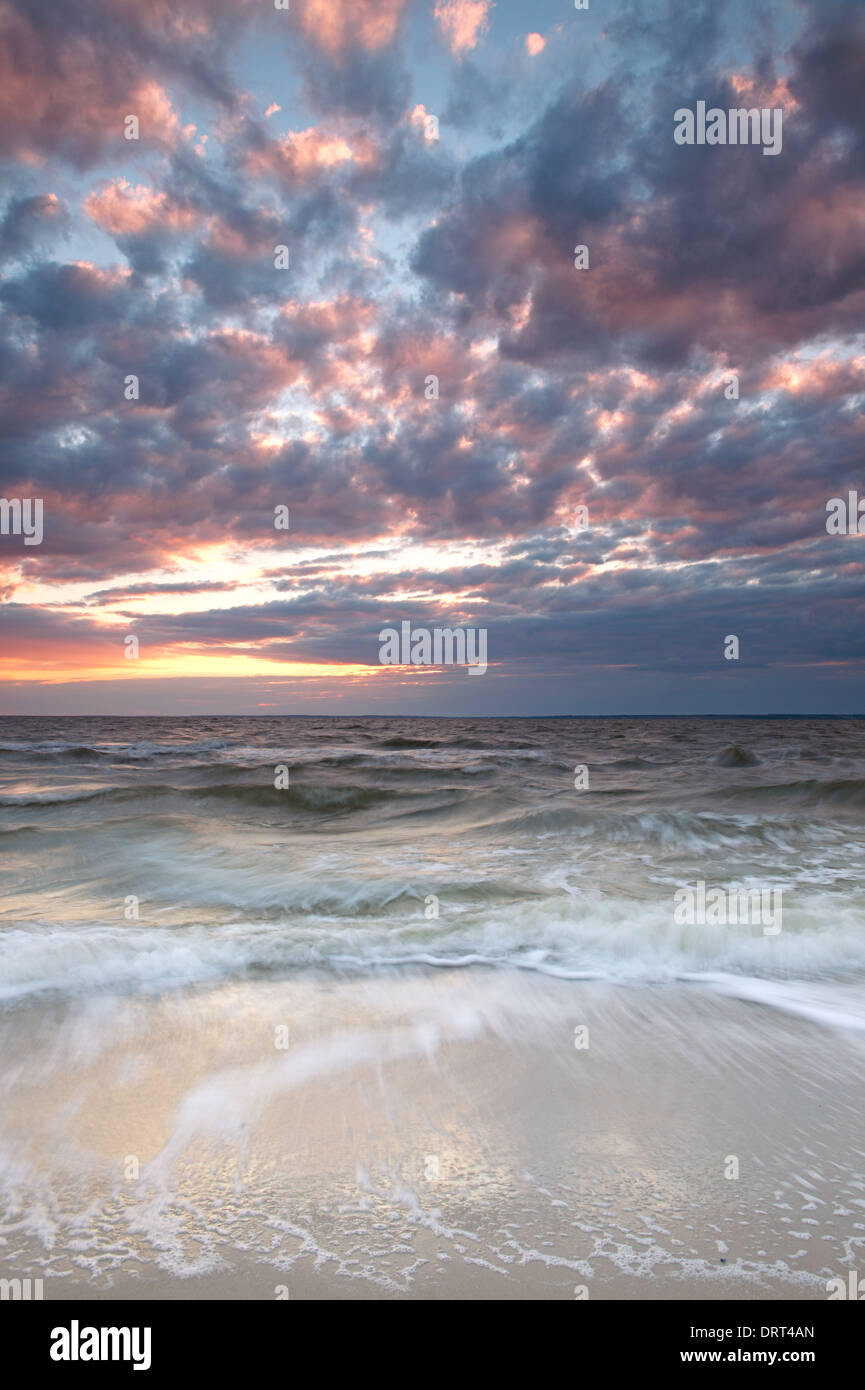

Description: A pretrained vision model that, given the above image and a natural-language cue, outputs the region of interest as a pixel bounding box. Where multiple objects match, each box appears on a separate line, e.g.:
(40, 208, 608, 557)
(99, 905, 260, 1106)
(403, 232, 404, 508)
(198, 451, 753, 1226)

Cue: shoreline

(1, 971, 862, 1300)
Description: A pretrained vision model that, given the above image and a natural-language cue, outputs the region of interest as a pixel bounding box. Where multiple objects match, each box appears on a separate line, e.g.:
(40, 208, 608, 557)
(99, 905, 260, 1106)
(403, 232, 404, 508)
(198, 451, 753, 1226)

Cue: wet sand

(1, 971, 863, 1300)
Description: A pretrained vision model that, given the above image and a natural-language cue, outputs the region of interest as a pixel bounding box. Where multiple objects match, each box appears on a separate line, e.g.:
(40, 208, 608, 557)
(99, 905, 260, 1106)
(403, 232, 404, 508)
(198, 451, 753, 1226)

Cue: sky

(0, 0, 863, 716)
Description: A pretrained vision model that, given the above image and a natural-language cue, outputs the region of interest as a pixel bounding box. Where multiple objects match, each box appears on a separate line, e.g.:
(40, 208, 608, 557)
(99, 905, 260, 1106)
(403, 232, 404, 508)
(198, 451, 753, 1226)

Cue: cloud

(0, 193, 68, 259)
(243, 126, 378, 185)
(85, 180, 199, 238)
(0, 0, 863, 712)
(434, 0, 491, 55)
(294, 0, 406, 58)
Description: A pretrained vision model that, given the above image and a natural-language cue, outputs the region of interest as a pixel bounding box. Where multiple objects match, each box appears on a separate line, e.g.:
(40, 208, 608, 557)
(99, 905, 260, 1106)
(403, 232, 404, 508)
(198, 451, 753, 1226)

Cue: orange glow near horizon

(0, 649, 380, 685)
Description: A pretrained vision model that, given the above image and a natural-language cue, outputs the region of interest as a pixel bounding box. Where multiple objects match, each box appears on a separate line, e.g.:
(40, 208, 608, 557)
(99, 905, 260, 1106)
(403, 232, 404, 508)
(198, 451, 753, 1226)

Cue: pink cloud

(85, 179, 199, 236)
(0, 1, 183, 165)
(244, 126, 378, 184)
(434, 0, 491, 55)
(295, 0, 406, 58)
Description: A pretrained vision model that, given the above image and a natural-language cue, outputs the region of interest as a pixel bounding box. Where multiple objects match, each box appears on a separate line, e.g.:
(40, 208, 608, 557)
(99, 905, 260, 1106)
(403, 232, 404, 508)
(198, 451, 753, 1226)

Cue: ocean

(1, 715, 864, 1298)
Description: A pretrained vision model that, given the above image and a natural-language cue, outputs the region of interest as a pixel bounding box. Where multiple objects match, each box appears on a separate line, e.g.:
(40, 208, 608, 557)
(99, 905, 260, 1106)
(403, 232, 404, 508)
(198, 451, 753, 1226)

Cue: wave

(0, 780, 479, 819)
(479, 802, 832, 848)
(593, 756, 660, 770)
(4, 778, 864, 839)
(198, 782, 398, 814)
(0, 743, 107, 762)
(0, 785, 122, 807)
(2, 897, 865, 1020)
(715, 777, 865, 810)
(379, 736, 439, 749)
(0, 738, 231, 762)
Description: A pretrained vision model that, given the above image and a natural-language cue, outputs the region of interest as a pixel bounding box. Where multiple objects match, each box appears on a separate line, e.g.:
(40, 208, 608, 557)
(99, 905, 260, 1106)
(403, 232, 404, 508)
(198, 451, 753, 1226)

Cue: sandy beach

(2, 969, 862, 1300)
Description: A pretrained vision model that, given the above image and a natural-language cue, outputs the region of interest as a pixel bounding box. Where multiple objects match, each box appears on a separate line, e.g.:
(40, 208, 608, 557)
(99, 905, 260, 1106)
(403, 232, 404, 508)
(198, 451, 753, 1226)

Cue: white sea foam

(2, 898, 865, 1030)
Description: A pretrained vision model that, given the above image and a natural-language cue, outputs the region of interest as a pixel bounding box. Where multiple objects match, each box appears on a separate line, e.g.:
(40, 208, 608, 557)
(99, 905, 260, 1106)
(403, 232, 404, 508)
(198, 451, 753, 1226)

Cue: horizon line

(1, 712, 864, 721)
